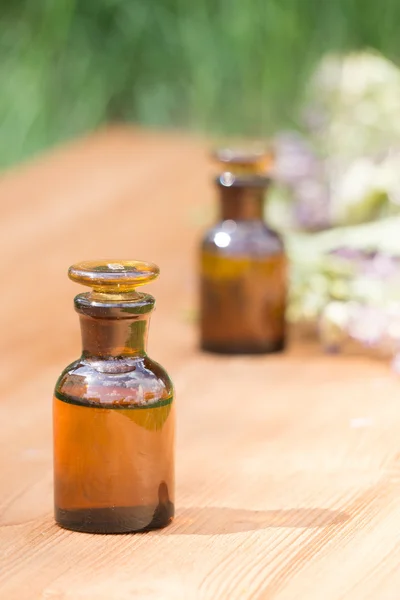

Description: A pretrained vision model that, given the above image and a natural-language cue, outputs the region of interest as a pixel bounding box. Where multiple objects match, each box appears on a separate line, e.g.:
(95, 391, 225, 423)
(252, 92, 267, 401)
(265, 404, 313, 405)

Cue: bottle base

(55, 502, 174, 534)
(201, 338, 285, 355)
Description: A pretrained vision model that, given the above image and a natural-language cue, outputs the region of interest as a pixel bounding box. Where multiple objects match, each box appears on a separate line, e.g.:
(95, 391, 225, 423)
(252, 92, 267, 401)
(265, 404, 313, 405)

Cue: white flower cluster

(308, 51, 400, 226)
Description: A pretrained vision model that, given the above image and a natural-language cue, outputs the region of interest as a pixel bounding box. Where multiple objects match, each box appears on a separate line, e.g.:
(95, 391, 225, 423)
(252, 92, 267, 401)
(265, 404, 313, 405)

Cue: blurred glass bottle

(200, 173, 287, 353)
(53, 260, 175, 533)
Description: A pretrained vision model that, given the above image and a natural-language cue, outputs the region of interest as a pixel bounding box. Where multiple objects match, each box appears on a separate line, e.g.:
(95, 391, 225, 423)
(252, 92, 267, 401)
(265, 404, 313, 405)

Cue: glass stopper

(68, 260, 160, 293)
(212, 146, 274, 174)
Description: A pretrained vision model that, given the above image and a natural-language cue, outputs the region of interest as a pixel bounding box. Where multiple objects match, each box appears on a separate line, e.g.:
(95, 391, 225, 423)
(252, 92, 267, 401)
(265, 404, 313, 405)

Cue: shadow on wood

(159, 506, 350, 535)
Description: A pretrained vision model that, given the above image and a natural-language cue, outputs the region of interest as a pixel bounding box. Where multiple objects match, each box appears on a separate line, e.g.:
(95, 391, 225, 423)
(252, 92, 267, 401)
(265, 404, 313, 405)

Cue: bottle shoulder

(55, 356, 173, 408)
(201, 220, 284, 256)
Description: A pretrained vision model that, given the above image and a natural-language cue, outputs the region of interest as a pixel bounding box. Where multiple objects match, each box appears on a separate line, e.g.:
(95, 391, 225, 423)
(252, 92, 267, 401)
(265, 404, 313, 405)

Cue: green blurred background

(1, 0, 400, 168)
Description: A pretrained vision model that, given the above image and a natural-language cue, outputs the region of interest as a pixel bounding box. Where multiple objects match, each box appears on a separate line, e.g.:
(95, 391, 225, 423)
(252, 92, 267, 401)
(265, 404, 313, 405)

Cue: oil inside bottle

(54, 390, 174, 533)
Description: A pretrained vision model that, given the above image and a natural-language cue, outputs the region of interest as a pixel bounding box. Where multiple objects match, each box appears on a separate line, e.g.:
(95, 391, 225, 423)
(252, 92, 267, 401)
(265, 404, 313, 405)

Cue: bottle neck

(74, 291, 155, 360)
(79, 313, 150, 359)
(219, 187, 265, 221)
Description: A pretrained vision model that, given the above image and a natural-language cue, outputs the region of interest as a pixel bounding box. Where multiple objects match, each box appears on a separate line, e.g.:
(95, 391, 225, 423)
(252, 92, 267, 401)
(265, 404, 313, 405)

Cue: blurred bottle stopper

(212, 144, 274, 175)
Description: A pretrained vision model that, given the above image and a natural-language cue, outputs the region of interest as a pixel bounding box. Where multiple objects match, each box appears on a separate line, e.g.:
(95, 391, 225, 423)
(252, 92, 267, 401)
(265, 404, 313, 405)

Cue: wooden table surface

(1, 128, 400, 600)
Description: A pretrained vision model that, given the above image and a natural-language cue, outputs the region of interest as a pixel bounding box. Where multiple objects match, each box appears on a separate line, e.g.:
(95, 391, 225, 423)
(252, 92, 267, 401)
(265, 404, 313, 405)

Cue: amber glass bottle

(53, 260, 174, 533)
(200, 174, 286, 354)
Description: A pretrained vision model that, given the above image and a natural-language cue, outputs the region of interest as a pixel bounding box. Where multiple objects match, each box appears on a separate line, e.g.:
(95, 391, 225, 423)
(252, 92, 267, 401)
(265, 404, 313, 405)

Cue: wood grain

(1, 127, 399, 599)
